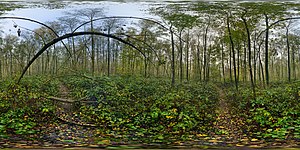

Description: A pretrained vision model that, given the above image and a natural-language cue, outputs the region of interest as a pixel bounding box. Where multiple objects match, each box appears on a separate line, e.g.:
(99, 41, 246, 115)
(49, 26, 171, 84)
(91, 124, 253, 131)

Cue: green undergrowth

(0, 76, 59, 138)
(227, 81, 300, 140)
(1, 74, 300, 144)
(62, 75, 219, 139)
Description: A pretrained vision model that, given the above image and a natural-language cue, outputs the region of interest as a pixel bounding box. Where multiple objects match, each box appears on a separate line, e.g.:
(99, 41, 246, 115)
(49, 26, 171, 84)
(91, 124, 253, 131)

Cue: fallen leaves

(251, 138, 259, 142)
(196, 133, 208, 137)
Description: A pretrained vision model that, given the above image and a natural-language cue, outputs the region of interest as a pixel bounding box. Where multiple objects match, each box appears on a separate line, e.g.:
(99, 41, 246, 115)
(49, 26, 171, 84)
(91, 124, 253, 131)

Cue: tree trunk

(292, 45, 296, 80)
(237, 43, 240, 82)
(10, 50, 13, 76)
(107, 28, 112, 76)
(101, 37, 105, 74)
(186, 30, 190, 81)
(242, 15, 256, 97)
(227, 14, 238, 91)
(170, 27, 175, 86)
(286, 23, 291, 82)
(179, 28, 184, 82)
(96, 38, 100, 74)
(144, 30, 147, 77)
(196, 34, 201, 81)
(221, 41, 225, 83)
(91, 19, 95, 75)
(264, 13, 270, 85)
(203, 21, 210, 81)
(258, 47, 265, 87)
(243, 41, 247, 82)
(72, 36, 76, 69)
(206, 45, 211, 81)
(229, 44, 232, 82)
(253, 34, 257, 83)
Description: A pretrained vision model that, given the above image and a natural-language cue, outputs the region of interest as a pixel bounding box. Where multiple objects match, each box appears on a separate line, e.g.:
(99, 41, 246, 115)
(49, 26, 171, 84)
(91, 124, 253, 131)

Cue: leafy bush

(0, 76, 58, 137)
(234, 82, 300, 140)
(21, 75, 60, 96)
(63, 76, 219, 137)
(0, 109, 37, 136)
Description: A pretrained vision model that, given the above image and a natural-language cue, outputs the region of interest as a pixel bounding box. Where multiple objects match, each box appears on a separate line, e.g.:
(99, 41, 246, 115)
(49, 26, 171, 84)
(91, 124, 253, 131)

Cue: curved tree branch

(0, 16, 72, 56)
(255, 16, 300, 41)
(18, 31, 146, 83)
(72, 16, 169, 33)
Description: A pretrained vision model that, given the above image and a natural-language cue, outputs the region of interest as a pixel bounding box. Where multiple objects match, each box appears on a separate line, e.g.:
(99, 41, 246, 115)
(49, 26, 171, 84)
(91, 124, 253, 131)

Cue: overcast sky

(1, 1, 157, 35)
(1, 0, 298, 35)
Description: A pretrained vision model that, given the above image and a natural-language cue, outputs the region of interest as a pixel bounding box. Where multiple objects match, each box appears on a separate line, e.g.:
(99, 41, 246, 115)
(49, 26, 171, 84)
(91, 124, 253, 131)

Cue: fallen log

(48, 96, 78, 103)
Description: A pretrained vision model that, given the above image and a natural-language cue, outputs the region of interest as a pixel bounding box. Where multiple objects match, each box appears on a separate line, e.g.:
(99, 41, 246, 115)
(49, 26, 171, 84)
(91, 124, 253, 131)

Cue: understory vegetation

(0, 76, 58, 137)
(0, 75, 299, 143)
(1, 1, 300, 147)
(230, 82, 300, 140)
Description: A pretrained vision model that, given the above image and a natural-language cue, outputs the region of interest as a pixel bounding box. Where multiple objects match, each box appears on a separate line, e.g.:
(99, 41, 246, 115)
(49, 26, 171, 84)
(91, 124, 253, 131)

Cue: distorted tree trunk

(179, 28, 184, 82)
(292, 45, 296, 80)
(242, 14, 256, 97)
(91, 19, 96, 75)
(5, 54, 8, 77)
(243, 41, 247, 82)
(264, 13, 270, 85)
(107, 28, 111, 76)
(253, 34, 257, 83)
(186, 30, 190, 81)
(206, 45, 211, 81)
(144, 30, 147, 77)
(227, 14, 238, 91)
(196, 34, 202, 81)
(237, 43, 240, 82)
(203, 21, 210, 81)
(221, 41, 225, 83)
(96, 38, 100, 74)
(52, 44, 57, 74)
(101, 37, 105, 73)
(46, 50, 50, 74)
(9, 49, 13, 76)
(229, 44, 232, 82)
(258, 44, 265, 86)
(286, 22, 291, 82)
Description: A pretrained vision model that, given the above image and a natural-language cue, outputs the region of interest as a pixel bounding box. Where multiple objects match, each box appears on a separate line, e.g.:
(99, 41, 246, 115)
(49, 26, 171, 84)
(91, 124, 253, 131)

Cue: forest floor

(1, 84, 300, 149)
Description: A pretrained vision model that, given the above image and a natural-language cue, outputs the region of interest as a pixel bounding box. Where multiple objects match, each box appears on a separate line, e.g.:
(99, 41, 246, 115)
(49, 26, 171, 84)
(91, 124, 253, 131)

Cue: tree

(2, 35, 19, 77)
(151, 5, 197, 82)
(248, 2, 288, 85)
(102, 19, 125, 76)
(226, 12, 238, 91)
(58, 17, 80, 68)
(241, 11, 256, 97)
(285, 20, 292, 82)
(68, 8, 104, 75)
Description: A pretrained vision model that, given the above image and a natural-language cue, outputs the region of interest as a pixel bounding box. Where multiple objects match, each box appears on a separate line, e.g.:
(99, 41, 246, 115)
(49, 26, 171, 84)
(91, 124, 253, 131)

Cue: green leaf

(157, 134, 164, 140)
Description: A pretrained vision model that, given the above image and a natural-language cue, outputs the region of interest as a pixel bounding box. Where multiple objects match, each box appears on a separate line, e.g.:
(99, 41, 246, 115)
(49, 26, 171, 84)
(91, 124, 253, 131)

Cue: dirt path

(213, 87, 248, 142)
(207, 87, 300, 149)
(58, 83, 70, 98)
(56, 83, 73, 114)
(54, 82, 97, 126)
(38, 82, 98, 147)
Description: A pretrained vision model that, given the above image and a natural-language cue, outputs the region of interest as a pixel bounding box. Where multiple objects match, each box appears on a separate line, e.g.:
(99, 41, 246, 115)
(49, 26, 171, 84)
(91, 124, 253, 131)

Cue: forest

(0, 0, 300, 149)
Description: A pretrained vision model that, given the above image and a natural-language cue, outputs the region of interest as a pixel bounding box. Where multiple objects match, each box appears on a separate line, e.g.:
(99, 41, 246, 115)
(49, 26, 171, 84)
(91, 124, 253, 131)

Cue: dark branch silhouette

(18, 31, 146, 83)
(0, 16, 72, 56)
(72, 16, 169, 33)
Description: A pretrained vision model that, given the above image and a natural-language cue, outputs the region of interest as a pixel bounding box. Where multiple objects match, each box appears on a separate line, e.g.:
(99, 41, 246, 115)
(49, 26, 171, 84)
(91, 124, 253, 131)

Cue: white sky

(0, 1, 158, 35)
(2, 0, 299, 35)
